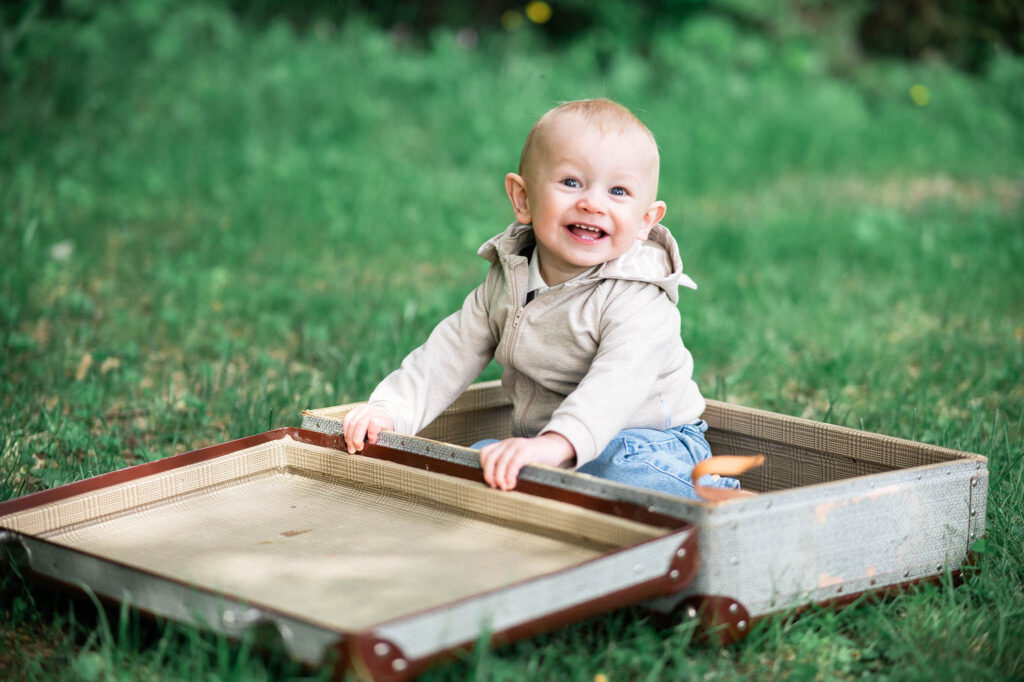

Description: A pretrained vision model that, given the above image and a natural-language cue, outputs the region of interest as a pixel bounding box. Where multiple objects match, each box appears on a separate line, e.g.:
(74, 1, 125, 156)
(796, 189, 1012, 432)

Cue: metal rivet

(737, 620, 747, 630)
(971, 509, 977, 516)
(676, 548, 687, 558)
(685, 605, 698, 619)
(392, 659, 408, 672)
(904, 571, 910, 578)
(648, 505, 656, 512)
(730, 557, 739, 565)
(971, 532, 976, 539)
(633, 564, 643, 574)
(728, 603, 739, 614)
(670, 569, 680, 580)
(972, 479, 978, 487)
(765, 500, 772, 509)
(937, 565, 943, 572)
(374, 643, 390, 657)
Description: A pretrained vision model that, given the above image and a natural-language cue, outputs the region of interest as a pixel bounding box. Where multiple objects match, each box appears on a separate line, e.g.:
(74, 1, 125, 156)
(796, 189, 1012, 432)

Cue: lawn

(1, 3, 1022, 680)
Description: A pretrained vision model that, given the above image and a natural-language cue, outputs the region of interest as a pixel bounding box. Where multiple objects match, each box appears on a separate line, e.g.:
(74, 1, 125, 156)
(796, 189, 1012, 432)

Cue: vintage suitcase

(0, 380, 986, 680)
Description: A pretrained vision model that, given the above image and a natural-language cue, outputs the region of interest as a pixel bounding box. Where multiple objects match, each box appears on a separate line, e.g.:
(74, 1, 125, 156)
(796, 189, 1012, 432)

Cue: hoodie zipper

(506, 261, 536, 435)
(510, 311, 536, 437)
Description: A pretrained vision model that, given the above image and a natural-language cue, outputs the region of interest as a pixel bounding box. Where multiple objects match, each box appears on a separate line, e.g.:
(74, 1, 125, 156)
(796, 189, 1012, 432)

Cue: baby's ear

(505, 173, 532, 224)
(638, 200, 667, 239)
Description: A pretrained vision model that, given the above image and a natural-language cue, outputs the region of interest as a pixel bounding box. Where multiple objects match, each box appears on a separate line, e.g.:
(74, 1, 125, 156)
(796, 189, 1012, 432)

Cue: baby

(343, 98, 738, 498)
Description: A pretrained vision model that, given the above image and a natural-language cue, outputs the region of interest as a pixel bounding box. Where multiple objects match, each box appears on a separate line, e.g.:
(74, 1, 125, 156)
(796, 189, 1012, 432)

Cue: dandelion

(526, 1, 553, 24)
(909, 84, 930, 107)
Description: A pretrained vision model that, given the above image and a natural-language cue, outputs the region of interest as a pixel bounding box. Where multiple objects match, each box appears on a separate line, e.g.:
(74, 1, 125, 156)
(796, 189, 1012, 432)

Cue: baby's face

(511, 116, 666, 286)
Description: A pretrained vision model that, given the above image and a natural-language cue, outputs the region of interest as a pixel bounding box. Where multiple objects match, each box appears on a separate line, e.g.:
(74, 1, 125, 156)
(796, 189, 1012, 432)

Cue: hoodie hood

(478, 222, 696, 304)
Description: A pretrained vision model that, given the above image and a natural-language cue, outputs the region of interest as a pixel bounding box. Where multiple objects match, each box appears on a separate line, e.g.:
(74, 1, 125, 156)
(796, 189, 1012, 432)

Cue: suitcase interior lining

(313, 385, 972, 495)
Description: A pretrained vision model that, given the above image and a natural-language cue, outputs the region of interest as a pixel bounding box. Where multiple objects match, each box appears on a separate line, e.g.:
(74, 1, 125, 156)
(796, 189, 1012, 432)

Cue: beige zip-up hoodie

(366, 222, 706, 468)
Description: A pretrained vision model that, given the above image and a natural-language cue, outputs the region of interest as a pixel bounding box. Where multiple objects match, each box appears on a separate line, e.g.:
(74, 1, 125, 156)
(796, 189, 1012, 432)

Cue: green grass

(2, 3, 1023, 680)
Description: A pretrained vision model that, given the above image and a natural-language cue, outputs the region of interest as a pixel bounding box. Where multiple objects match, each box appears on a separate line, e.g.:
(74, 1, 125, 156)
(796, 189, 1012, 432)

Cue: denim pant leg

(577, 421, 740, 500)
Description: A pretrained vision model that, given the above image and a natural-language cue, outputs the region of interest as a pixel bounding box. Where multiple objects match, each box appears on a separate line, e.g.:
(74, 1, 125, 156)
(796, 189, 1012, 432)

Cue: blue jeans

(472, 421, 740, 500)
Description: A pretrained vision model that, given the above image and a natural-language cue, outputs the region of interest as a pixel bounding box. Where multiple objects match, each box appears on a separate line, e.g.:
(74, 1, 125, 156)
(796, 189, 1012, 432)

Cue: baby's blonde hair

(518, 99, 660, 184)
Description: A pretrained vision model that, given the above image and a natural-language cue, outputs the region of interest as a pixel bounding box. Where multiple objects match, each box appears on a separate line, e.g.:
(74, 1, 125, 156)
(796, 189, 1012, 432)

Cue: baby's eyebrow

(609, 174, 642, 187)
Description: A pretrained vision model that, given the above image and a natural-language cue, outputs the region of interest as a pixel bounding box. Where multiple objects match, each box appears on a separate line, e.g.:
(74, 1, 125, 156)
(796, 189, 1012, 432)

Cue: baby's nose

(577, 191, 606, 213)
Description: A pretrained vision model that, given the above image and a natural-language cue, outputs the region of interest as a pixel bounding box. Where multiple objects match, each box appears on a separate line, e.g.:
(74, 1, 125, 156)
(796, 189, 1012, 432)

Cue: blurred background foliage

(3, 0, 1023, 80)
(0, 0, 1021, 439)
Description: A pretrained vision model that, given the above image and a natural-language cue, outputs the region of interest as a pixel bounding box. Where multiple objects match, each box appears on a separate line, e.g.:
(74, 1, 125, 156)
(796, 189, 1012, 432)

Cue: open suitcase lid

(0, 427, 702, 681)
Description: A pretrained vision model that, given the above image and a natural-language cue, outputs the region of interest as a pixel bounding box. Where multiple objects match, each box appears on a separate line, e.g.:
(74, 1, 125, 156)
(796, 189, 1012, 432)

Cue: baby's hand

(480, 433, 575, 491)
(342, 405, 395, 454)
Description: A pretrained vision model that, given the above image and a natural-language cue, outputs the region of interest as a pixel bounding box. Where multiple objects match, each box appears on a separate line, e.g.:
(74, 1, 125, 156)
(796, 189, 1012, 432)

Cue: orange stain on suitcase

(814, 484, 902, 523)
(859, 484, 901, 501)
(281, 529, 312, 537)
(818, 572, 845, 588)
(814, 501, 842, 523)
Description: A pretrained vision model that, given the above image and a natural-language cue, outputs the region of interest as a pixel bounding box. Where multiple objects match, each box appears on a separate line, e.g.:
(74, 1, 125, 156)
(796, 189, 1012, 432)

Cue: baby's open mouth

(566, 224, 607, 241)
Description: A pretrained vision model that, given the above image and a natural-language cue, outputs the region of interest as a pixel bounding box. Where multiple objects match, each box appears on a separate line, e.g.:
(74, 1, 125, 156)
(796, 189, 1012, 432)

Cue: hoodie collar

(479, 222, 696, 303)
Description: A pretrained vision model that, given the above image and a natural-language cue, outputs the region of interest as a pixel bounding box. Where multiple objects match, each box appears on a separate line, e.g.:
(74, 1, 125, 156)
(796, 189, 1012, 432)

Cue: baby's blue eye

(610, 186, 628, 196)
(561, 178, 580, 188)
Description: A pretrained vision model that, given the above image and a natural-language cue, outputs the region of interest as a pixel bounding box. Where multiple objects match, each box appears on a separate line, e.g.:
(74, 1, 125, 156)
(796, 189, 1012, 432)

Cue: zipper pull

(512, 308, 524, 328)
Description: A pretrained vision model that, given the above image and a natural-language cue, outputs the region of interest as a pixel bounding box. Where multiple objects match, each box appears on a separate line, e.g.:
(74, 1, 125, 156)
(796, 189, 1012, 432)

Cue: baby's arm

(342, 404, 395, 454)
(479, 433, 575, 491)
(362, 273, 498, 438)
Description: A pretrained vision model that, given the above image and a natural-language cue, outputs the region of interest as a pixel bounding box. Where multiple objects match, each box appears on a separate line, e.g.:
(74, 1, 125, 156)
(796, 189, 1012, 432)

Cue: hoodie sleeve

(539, 280, 697, 467)
(365, 269, 499, 436)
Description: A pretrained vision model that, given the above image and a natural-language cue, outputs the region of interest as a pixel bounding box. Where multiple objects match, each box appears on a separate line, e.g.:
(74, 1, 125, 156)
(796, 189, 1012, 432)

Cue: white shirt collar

(527, 247, 549, 295)
(526, 247, 597, 297)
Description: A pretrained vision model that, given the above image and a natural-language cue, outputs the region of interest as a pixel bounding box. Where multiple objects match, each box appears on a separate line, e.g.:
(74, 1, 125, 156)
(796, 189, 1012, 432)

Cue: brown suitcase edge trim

(343, 527, 700, 682)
